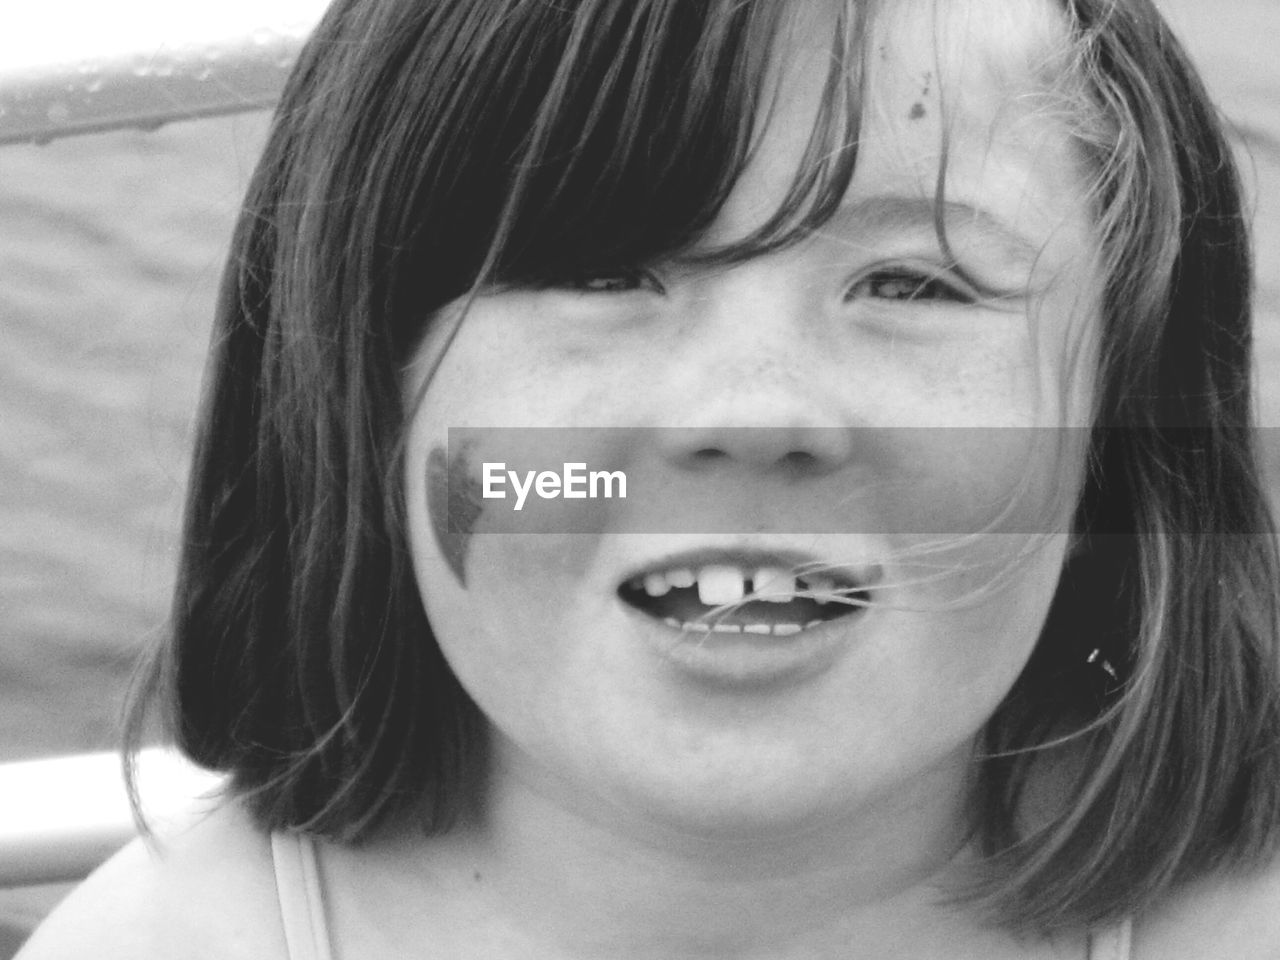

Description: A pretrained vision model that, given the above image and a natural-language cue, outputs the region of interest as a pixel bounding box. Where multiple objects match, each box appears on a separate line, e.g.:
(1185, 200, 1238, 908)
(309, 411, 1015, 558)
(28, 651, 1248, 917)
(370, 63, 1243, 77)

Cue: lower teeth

(662, 617, 820, 636)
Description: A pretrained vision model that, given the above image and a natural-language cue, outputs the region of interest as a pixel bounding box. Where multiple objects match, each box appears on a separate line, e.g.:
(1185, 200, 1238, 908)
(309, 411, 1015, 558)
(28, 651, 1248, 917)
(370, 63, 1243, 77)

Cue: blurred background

(0, 0, 1277, 947)
(0, 111, 273, 952)
(1, 113, 271, 763)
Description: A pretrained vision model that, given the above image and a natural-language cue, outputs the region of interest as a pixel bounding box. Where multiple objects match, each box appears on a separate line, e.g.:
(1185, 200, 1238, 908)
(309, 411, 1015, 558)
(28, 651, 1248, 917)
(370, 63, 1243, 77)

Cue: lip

(621, 598, 868, 689)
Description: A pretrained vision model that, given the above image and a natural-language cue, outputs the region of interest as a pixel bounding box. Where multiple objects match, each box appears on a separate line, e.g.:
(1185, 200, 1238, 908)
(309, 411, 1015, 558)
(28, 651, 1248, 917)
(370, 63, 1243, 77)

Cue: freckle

(909, 102, 926, 120)
(473, 871, 482, 882)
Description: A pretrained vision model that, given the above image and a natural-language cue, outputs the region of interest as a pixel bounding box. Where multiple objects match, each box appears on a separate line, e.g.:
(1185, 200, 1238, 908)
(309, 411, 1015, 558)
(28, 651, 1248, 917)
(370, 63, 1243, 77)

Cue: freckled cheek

(854, 317, 1043, 419)
(422, 304, 645, 429)
(848, 332, 1062, 512)
(946, 342, 1044, 420)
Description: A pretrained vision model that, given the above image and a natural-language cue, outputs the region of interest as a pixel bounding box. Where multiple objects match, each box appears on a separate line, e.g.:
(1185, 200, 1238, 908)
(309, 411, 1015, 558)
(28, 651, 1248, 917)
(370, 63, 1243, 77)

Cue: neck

(380, 739, 988, 960)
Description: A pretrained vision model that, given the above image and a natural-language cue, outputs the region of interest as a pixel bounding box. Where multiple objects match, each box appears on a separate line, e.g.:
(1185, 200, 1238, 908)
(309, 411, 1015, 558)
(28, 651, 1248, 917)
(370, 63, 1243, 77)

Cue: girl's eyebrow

(825, 194, 1042, 264)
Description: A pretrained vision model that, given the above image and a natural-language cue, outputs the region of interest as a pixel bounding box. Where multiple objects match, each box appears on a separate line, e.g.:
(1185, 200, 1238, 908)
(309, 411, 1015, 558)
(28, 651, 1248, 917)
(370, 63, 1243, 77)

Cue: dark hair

(127, 0, 1280, 934)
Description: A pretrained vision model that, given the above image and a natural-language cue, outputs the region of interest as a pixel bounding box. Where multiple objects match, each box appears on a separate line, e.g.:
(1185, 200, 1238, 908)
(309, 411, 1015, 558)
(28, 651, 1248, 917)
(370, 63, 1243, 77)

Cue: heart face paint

(427, 441, 485, 587)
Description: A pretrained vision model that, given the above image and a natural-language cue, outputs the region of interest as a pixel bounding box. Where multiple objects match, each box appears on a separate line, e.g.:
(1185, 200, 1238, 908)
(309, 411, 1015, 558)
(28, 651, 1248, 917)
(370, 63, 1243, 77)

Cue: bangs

(476, 0, 868, 286)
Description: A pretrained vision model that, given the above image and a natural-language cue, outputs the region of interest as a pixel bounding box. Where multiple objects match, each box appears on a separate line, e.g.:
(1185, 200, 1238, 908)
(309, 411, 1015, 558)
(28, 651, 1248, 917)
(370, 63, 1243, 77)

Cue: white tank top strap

(270, 830, 336, 960)
(1087, 916, 1133, 960)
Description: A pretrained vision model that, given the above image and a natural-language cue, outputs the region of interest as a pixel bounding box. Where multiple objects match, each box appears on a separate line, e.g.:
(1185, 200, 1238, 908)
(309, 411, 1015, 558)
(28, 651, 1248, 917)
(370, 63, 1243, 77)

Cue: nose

(655, 267, 855, 478)
(661, 417, 854, 477)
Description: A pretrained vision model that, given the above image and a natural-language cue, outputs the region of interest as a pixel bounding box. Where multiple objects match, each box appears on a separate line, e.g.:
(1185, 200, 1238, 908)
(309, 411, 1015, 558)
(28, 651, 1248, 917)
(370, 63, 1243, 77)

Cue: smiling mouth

(618, 557, 874, 636)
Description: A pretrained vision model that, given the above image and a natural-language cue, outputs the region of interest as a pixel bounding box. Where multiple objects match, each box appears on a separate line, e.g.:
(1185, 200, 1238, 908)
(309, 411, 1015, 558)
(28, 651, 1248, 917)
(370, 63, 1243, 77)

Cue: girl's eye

(554, 268, 664, 295)
(845, 268, 973, 304)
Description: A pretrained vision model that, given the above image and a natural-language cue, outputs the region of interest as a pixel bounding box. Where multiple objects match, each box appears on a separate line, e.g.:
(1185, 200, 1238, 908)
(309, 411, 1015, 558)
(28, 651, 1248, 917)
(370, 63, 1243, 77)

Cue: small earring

(1086, 648, 1118, 682)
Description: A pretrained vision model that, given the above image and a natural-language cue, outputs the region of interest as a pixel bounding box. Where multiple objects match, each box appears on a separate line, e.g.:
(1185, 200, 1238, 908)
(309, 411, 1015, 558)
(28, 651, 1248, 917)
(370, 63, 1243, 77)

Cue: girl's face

(404, 0, 1100, 839)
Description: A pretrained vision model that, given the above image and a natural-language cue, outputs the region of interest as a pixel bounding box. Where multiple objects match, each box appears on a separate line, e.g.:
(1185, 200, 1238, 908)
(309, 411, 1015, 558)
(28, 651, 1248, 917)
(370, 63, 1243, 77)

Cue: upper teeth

(638, 564, 849, 606)
(752, 567, 796, 602)
(697, 565, 745, 606)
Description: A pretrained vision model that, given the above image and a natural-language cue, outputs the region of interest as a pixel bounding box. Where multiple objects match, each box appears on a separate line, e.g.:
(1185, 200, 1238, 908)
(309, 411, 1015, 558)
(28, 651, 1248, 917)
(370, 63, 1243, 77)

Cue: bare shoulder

(16, 801, 287, 960)
(1137, 853, 1280, 960)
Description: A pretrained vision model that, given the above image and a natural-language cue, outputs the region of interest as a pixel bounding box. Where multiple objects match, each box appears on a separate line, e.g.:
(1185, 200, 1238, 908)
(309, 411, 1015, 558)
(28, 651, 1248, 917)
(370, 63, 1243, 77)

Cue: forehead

(712, 0, 1090, 261)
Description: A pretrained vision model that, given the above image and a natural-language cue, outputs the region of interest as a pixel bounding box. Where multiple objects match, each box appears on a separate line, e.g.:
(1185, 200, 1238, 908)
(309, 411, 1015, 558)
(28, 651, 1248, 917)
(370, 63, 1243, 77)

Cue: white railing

(0, 749, 227, 887)
(0, 0, 327, 146)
